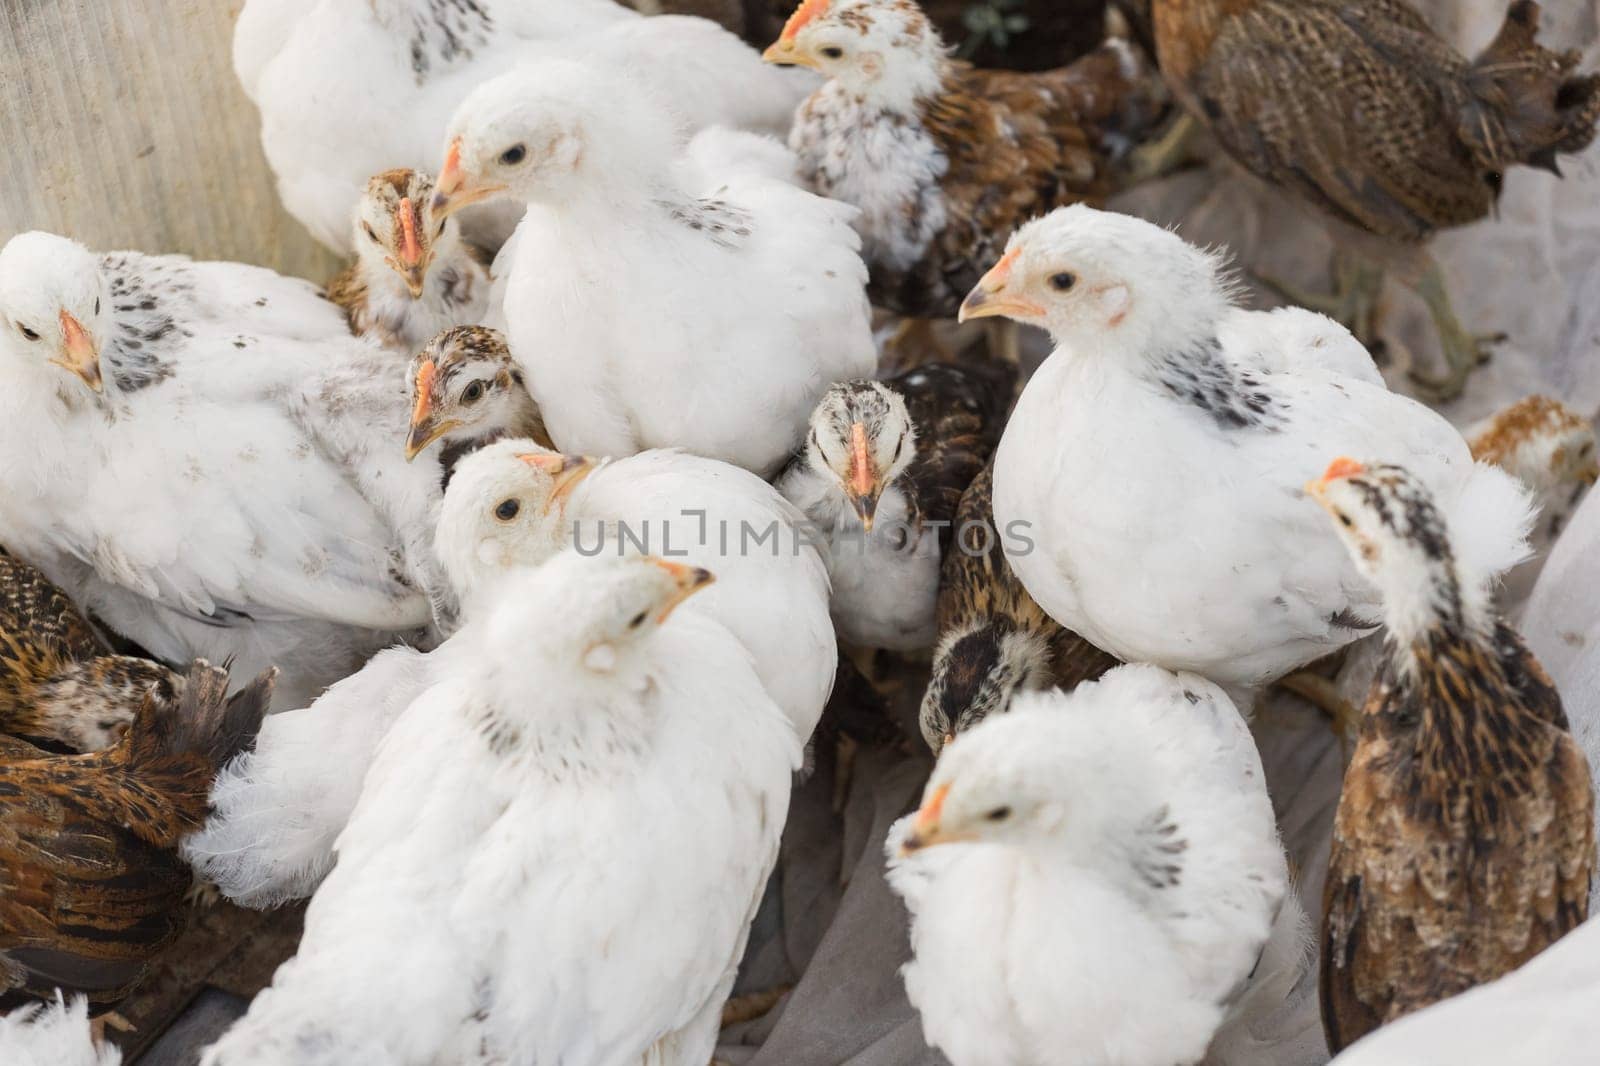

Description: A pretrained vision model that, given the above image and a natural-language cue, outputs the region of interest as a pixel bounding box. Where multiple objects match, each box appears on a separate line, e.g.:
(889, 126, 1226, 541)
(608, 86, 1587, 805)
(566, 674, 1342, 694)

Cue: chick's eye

(820, 45, 844, 59)
(628, 611, 648, 629)
(494, 498, 521, 521)
(1048, 272, 1077, 292)
(498, 144, 528, 166)
(94, 297, 100, 315)
(461, 381, 485, 405)
(16, 323, 39, 341)
(985, 806, 1012, 822)
(1336, 511, 1353, 528)
(362, 222, 380, 243)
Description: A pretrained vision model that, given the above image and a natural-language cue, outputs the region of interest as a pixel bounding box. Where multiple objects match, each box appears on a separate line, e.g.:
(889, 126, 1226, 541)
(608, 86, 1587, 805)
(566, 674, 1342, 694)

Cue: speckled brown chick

(1152, 0, 1600, 399)
(1469, 394, 1598, 497)
(778, 358, 1015, 652)
(1307, 458, 1594, 1053)
(0, 552, 182, 754)
(918, 460, 1119, 754)
(766, 0, 1168, 321)
(326, 168, 493, 355)
(0, 661, 275, 1013)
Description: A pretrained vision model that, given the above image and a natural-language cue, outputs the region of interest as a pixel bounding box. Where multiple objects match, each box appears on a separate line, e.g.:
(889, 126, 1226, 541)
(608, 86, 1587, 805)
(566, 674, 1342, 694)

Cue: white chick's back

(250, 0, 808, 252)
(506, 131, 874, 478)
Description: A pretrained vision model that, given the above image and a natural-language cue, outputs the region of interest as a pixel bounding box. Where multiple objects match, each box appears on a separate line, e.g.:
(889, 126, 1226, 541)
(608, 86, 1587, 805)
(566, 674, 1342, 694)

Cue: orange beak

(763, 0, 828, 66)
(54, 309, 102, 392)
(648, 558, 716, 623)
(847, 421, 880, 530)
(431, 138, 506, 220)
(761, 38, 817, 67)
(406, 360, 461, 460)
(389, 197, 428, 297)
(1304, 456, 1366, 498)
(516, 451, 598, 509)
(900, 782, 974, 853)
(958, 246, 1043, 323)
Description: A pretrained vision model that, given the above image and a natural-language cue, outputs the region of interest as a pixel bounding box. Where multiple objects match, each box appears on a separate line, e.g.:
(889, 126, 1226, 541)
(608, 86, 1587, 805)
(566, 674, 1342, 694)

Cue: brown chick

(1469, 394, 1598, 498)
(1, 552, 182, 754)
(766, 0, 1169, 327)
(918, 460, 1119, 754)
(403, 326, 554, 481)
(326, 168, 494, 356)
(1307, 457, 1594, 1052)
(778, 359, 1015, 653)
(1152, 0, 1600, 400)
(0, 660, 275, 1014)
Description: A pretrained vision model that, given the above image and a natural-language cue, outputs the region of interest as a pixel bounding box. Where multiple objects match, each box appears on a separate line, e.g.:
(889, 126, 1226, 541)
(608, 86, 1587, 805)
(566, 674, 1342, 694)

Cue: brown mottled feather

(1154, 0, 1600, 245)
(937, 461, 1119, 686)
(324, 260, 369, 335)
(878, 41, 1168, 316)
(0, 662, 274, 1011)
(0, 554, 103, 661)
(889, 360, 1014, 553)
(1320, 622, 1594, 1051)
(1, 553, 182, 753)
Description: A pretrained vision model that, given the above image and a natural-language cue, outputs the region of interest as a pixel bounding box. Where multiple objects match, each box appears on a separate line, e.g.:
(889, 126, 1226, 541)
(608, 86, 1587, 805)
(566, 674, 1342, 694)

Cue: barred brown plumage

(1309, 459, 1595, 1052)
(920, 461, 1119, 753)
(0, 552, 180, 755)
(0, 661, 274, 1015)
(1152, 0, 1600, 397)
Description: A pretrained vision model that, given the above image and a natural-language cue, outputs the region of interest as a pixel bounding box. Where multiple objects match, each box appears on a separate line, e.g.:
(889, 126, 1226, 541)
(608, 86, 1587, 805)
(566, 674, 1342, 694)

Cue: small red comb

(1321, 457, 1365, 482)
(780, 0, 829, 40)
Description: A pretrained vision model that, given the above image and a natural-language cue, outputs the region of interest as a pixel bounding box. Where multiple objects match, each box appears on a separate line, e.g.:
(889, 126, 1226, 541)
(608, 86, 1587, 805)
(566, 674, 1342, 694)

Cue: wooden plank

(0, 0, 337, 281)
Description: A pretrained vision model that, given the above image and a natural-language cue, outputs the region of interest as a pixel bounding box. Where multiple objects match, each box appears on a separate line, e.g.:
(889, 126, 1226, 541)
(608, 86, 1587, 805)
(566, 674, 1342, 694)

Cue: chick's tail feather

(1463, 0, 1600, 173)
(119, 660, 276, 775)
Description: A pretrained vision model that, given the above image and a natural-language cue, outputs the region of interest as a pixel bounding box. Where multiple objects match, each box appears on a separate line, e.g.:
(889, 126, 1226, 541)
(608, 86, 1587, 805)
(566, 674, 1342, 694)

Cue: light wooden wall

(0, 0, 338, 282)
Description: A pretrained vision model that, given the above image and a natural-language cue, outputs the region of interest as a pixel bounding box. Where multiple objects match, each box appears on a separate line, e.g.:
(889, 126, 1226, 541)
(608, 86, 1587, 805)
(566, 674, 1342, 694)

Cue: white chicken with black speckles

(965, 206, 1534, 702)
(434, 60, 876, 478)
(245, 0, 814, 252)
(0, 231, 433, 709)
(201, 552, 798, 1066)
(887, 665, 1306, 1066)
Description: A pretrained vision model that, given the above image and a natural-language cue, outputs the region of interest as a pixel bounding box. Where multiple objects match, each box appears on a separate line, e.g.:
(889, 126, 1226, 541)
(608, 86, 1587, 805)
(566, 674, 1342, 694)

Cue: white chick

(201, 552, 798, 1066)
(433, 59, 876, 477)
(888, 665, 1299, 1066)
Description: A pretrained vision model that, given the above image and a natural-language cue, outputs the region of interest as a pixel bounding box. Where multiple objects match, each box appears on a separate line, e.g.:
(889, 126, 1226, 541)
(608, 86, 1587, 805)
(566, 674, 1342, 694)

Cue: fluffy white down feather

(444, 62, 876, 477)
(1329, 917, 1600, 1066)
(187, 442, 834, 907)
(988, 207, 1532, 695)
(0, 233, 428, 708)
(247, 0, 812, 251)
(439, 442, 838, 745)
(183, 644, 434, 907)
(201, 554, 799, 1066)
(886, 665, 1292, 1066)
(0, 996, 121, 1066)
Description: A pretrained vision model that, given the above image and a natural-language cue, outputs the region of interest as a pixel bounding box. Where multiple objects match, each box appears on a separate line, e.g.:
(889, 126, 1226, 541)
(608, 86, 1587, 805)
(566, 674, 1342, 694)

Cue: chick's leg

(1277, 671, 1359, 757)
(1120, 113, 1200, 186)
(1404, 259, 1504, 402)
(1255, 250, 1385, 346)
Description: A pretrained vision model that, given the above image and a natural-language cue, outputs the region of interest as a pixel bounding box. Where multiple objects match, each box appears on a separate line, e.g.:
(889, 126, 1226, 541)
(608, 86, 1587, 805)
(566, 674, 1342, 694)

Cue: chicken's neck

(1383, 544, 1494, 680)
